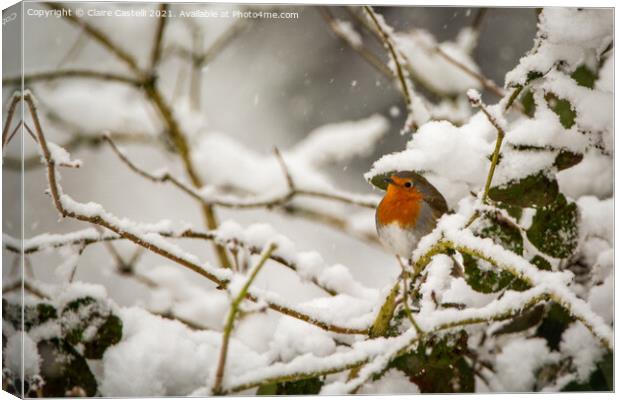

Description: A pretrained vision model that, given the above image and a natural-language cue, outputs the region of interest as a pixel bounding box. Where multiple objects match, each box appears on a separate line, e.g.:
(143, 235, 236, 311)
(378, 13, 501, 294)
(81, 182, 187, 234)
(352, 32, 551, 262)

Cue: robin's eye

(404, 181, 413, 188)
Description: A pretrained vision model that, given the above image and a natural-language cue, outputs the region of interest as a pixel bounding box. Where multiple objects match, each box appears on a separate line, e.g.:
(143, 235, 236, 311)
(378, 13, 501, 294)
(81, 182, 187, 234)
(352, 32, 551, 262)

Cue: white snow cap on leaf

(506, 8, 612, 86)
(396, 29, 483, 95)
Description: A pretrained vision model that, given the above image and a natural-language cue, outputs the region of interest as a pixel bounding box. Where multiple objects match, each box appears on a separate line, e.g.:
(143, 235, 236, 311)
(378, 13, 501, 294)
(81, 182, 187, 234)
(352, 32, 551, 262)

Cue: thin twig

(318, 7, 392, 78)
(213, 243, 277, 394)
(2, 93, 21, 147)
(434, 47, 505, 98)
(47, 2, 232, 268)
(363, 6, 413, 109)
(149, 4, 169, 70)
(467, 92, 506, 204)
(104, 134, 377, 209)
(45, 2, 142, 74)
(3, 70, 141, 86)
(16, 98, 362, 334)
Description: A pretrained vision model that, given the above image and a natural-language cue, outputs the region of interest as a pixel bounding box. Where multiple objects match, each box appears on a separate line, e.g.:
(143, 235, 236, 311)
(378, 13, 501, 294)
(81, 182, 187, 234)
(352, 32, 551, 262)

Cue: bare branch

(45, 2, 142, 74)
(467, 91, 506, 203)
(13, 100, 364, 334)
(3, 70, 141, 87)
(318, 7, 392, 78)
(104, 134, 378, 209)
(363, 6, 413, 114)
(149, 4, 169, 70)
(2, 93, 21, 148)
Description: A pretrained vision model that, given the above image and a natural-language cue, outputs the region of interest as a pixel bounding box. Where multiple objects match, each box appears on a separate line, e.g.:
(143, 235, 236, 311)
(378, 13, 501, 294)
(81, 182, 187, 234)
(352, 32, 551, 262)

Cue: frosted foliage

(506, 8, 612, 86)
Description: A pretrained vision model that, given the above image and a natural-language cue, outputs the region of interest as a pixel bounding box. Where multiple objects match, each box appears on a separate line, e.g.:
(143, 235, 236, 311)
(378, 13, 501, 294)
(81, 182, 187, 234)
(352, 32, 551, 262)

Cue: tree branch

(318, 7, 393, 78)
(213, 242, 277, 394)
(149, 3, 169, 70)
(104, 134, 377, 209)
(21, 91, 365, 335)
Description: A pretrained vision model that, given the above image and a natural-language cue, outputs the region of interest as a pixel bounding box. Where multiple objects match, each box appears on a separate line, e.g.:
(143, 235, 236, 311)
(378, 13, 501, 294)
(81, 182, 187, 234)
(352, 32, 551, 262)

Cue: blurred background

(3, 2, 538, 311)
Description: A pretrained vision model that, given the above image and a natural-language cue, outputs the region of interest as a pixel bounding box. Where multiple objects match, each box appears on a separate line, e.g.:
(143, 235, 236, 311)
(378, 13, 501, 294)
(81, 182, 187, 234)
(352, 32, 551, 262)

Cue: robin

(375, 171, 448, 261)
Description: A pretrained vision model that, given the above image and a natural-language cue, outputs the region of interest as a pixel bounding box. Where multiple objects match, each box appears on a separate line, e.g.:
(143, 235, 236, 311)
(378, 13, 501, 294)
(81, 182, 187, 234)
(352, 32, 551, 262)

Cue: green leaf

(493, 304, 545, 335)
(571, 65, 597, 88)
(488, 171, 559, 208)
(256, 383, 278, 395)
(276, 377, 324, 394)
(497, 202, 523, 221)
(2, 298, 58, 331)
(390, 331, 474, 393)
(476, 212, 524, 256)
(60, 296, 123, 359)
(526, 194, 579, 258)
(545, 93, 576, 129)
(520, 89, 536, 117)
(535, 302, 574, 351)
(83, 314, 123, 359)
(462, 212, 529, 293)
(554, 150, 583, 171)
(463, 254, 528, 294)
(37, 338, 98, 396)
(530, 255, 552, 271)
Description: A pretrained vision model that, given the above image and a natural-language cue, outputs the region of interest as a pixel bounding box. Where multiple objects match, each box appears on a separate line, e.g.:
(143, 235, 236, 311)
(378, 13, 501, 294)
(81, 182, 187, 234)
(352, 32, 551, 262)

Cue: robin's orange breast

(376, 186, 423, 229)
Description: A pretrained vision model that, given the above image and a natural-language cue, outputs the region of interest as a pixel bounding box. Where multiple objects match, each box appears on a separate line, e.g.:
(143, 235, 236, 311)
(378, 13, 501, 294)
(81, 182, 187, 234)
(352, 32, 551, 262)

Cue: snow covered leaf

(3, 299, 58, 332)
(488, 171, 559, 208)
(535, 302, 573, 351)
(60, 296, 123, 359)
(561, 351, 613, 391)
(274, 377, 324, 395)
(389, 331, 474, 393)
(526, 194, 579, 259)
(545, 93, 576, 129)
(462, 212, 529, 293)
(505, 8, 612, 87)
(493, 304, 545, 336)
(37, 338, 98, 396)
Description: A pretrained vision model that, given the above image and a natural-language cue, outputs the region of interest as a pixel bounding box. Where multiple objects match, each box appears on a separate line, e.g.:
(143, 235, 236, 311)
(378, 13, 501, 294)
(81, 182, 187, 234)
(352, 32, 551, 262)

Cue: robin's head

(383, 172, 423, 199)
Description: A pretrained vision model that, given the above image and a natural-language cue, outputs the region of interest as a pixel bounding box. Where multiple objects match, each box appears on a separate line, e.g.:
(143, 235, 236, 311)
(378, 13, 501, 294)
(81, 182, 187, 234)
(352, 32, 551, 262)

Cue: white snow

(495, 337, 559, 391)
(396, 29, 482, 96)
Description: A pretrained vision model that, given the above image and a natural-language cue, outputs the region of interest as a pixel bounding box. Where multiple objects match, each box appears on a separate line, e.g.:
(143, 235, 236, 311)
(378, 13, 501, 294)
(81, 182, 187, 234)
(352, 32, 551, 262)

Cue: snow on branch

(409, 219, 613, 349)
(363, 6, 430, 133)
(18, 91, 369, 336)
(104, 133, 379, 210)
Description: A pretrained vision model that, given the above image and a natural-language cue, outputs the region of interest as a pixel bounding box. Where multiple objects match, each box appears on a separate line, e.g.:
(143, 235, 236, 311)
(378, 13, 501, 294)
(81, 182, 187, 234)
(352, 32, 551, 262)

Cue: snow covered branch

(363, 6, 430, 133)
(212, 242, 277, 394)
(18, 91, 368, 335)
(105, 134, 378, 210)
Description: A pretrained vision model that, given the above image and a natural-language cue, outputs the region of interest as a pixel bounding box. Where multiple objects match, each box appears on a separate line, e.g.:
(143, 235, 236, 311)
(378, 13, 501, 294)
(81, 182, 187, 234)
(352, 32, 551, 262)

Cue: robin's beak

(384, 177, 395, 185)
